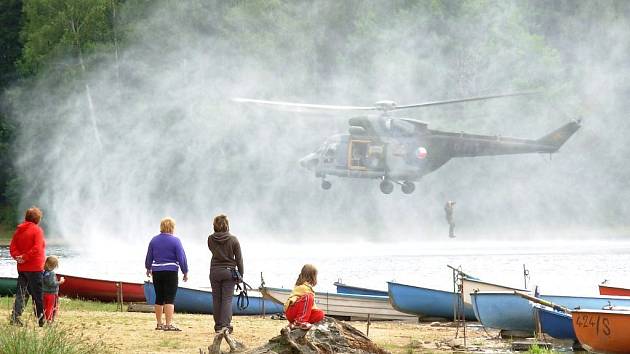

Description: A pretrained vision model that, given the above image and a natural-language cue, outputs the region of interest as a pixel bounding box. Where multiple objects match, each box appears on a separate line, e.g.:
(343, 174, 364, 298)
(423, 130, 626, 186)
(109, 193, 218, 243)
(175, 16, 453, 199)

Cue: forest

(1, 0, 629, 240)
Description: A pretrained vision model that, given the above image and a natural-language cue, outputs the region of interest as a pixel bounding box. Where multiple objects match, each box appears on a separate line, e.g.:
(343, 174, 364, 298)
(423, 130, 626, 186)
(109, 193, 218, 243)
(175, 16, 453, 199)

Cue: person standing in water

(207, 214, 244, 334)
(444, 201, 456, 238)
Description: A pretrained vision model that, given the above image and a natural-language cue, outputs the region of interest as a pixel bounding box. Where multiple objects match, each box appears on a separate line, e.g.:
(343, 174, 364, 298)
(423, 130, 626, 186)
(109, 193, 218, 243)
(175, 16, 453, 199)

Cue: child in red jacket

(284, 264, 325, 330)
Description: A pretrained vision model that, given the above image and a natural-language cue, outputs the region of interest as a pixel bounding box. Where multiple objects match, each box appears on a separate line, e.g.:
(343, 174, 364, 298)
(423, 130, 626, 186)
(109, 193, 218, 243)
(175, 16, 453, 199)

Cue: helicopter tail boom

(536, 119, 582, 152)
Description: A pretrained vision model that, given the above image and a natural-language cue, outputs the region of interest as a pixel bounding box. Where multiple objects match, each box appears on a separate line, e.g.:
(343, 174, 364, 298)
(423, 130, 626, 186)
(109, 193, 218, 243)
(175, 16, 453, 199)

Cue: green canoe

(0, 277, 17, 296)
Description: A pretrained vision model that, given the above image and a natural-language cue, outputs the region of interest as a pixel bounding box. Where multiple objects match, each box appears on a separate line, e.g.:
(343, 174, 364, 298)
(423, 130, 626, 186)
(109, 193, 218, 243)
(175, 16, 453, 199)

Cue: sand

(2, 303, 514, 353)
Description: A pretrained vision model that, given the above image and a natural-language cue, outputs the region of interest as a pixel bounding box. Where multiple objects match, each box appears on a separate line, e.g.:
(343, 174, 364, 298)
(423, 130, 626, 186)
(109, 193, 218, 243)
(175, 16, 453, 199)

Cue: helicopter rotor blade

(393, 91, 538, 110)
(232, 98, 377, 112)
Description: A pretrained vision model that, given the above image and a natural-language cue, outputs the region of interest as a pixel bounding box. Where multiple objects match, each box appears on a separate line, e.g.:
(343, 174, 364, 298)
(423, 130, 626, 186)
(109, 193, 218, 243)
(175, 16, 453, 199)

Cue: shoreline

(0, 306, 507, 353)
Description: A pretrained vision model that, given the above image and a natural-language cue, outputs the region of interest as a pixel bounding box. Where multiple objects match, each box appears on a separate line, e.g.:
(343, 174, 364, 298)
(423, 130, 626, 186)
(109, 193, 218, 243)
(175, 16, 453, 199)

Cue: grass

(1, 296, 119, 312)
(0, 323, 111, 354)
(527, 343, 559, 354)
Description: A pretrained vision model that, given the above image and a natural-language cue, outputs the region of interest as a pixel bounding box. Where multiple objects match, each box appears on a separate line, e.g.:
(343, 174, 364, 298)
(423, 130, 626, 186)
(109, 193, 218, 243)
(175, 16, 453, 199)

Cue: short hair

(213, 214, 229, 233)
(44, 255, 59, 271)
(160, 217, 176, 234)
(24, 207, 42, 224)
(295, 264, 318, 286)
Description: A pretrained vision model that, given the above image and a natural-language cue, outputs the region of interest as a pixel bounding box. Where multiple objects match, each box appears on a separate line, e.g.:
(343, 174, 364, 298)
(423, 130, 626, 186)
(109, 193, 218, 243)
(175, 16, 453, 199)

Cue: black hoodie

(207, 231, 244, 275)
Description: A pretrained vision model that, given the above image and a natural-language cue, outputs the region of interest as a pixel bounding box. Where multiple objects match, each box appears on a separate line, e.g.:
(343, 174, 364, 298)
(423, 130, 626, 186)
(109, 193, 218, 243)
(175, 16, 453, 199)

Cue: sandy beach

(0, 300, 512, 353)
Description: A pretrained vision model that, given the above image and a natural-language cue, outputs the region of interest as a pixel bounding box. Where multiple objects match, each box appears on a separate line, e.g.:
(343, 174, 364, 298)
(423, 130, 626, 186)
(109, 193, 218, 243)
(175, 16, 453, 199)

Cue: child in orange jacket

(284, 264, 325, 330)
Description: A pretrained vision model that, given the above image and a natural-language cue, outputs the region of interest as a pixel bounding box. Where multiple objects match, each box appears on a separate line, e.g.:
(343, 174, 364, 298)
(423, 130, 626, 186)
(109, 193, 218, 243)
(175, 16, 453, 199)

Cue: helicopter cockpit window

(323, 143, 337, 163)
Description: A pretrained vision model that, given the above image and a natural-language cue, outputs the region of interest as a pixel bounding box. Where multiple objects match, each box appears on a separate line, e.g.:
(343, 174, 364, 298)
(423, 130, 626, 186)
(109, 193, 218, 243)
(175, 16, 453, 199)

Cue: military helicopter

(233, 94, 581, 194)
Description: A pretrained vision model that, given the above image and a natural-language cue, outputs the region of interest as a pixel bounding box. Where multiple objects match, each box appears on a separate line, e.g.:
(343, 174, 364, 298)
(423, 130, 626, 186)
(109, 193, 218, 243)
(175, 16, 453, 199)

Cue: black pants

(210, 267, 236, 332)
(153, 271, 178, 305)
(12, 271, 44, 324)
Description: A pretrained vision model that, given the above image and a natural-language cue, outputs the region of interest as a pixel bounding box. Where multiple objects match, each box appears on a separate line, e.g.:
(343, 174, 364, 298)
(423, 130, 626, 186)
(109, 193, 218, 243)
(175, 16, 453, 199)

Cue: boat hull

(599, 284, 630, 297)
(472, 291, 630, 332)
(0, 277, 17, 296)
(261, 286, 415, 321)
(535, 304, 576, 340)
(573, 309, 630, 354)
(462, 277, 525, 305)
(58, 274, 145, 302)
(143, 282, 283, 315)
(388, 281, 476, 320)
(334, 282, 387, 296)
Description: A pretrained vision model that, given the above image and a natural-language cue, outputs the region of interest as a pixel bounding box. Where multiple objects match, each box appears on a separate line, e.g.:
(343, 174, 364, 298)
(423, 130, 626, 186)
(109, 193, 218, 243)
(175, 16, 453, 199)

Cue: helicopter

(233, 94, 581, 194)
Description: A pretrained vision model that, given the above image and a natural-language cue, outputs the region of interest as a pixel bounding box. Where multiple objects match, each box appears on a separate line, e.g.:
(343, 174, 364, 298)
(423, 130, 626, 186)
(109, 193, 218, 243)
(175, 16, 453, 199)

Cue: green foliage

(0, 0, 24, 87)
(527, 343, 558, 354)
(19, 0, 119, 76)
(0, 321, 110, 354)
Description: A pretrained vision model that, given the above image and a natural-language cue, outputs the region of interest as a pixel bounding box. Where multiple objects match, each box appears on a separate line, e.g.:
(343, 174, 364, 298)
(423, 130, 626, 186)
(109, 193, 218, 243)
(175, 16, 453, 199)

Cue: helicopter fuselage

(299, 116, 581, 194)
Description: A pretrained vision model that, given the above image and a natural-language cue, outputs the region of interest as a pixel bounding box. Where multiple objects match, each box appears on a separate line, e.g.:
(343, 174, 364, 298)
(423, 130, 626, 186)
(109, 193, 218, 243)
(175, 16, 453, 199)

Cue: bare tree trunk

(71, 18, 103, 150)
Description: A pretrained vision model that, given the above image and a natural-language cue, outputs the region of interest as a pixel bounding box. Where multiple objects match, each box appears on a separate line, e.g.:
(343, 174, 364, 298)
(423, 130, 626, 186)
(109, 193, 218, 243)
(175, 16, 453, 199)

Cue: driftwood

(207, 328, 247, 354)
(247, 317, 389, 354)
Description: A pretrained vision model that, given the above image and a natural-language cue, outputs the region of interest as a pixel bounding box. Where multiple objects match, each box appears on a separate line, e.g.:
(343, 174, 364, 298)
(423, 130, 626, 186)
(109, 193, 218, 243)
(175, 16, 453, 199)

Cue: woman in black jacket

(207, 214, 244, 333)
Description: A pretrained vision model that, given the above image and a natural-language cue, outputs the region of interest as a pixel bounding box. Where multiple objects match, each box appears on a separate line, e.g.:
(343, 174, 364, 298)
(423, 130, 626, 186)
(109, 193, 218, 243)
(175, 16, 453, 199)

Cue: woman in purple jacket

(145, 217, 189, 331)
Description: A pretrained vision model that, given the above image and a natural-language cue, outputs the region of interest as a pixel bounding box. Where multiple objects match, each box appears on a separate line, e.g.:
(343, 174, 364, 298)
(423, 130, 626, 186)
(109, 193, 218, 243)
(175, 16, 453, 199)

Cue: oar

(513, 290, 572, 314)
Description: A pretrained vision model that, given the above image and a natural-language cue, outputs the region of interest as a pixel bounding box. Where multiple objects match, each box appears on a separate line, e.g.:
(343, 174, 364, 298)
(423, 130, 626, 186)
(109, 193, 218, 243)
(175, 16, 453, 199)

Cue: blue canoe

(471, 291, 630, 332)
(334, 282, 387, 296)
(388, 281, 477, 320)
(534, 304, 576, 340)
(143, 281, 283, 315)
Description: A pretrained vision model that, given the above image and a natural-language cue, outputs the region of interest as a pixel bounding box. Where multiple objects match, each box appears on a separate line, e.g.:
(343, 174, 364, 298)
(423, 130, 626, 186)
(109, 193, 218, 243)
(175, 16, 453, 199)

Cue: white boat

(461, 277, 526, 305)
(260, 286, 416, 321)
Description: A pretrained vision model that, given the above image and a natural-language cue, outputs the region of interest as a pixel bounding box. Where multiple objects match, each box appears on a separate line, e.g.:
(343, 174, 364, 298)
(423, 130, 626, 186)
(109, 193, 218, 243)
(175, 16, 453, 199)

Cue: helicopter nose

(299, 153, 319, 170)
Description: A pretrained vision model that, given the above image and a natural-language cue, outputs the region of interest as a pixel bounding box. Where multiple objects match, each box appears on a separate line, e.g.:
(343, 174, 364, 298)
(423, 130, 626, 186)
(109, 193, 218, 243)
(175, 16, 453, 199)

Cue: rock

(247, 317, 389, 354)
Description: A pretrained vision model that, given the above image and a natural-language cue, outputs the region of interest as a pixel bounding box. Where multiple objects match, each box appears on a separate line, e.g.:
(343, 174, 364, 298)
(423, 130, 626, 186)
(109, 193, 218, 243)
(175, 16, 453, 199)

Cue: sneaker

(294, 322, 312, 330)
(10, 318, 23, 326)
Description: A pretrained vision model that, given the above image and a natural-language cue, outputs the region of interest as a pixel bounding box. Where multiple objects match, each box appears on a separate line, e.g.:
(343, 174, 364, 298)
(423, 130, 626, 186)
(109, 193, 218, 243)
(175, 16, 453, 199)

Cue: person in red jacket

(9, 207, 46, 326)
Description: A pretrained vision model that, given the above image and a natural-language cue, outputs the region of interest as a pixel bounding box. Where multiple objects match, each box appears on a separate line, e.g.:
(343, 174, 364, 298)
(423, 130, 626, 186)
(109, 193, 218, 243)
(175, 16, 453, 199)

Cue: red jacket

(9, 221, 46, 272)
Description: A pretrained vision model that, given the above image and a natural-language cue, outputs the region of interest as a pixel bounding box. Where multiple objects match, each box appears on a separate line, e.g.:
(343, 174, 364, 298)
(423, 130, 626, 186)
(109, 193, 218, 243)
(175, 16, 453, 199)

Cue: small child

(284, 264, 325, 330)
(42, 256, 65, 323)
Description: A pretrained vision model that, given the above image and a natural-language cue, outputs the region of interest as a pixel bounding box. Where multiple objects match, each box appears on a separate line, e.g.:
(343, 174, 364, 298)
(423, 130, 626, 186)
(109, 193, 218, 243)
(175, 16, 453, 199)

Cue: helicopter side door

(348, 139, 385, 171)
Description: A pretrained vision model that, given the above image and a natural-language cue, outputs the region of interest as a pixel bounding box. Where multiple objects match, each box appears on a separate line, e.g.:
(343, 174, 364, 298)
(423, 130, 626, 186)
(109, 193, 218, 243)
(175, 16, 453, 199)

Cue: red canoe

(572, 308, 630, 353)
(58, 273, 145, 302)
(599, 283, 630, 297)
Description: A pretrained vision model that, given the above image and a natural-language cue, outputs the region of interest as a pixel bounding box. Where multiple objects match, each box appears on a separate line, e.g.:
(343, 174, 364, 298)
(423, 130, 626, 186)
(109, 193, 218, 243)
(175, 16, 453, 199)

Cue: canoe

(58, 273, 145, 302)
(572, 308, 630, 353)
(534, 304, 576, 340)
(599, 283, 630, 297)
(462, 276, 526, 305)
(143, 281, 283, 315)
(387, 281, 477, 321)
(334, 282, 387, 296)
(471, 291, 536, 332)
(0, 277, 17, 296)
(261, 286, 416, 321)
(471, 291, 630, 332)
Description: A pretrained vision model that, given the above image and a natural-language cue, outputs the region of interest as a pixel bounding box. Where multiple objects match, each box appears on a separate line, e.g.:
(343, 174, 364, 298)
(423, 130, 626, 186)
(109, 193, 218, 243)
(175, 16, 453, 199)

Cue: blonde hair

(44, 256, 59, 271)
(295, 264, 318, 286)
(160, 217, 175, 234)
(213, 214, 229, 233)
(25, 207, 42, 224)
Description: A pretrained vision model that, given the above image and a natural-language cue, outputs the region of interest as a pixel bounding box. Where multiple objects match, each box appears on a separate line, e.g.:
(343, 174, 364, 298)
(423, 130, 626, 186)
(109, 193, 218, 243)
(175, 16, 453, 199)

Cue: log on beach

(246, 317, 389, 354)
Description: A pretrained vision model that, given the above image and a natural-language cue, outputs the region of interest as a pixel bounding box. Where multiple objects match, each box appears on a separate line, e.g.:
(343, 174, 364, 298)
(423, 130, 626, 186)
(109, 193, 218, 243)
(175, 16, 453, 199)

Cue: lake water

(2, 239, 630, 295)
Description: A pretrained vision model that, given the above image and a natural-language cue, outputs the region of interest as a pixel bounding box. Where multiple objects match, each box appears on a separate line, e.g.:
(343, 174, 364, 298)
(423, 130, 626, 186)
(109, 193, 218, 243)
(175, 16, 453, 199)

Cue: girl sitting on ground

(42, 255, 65, 323)
(284, 264, 325, 330)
